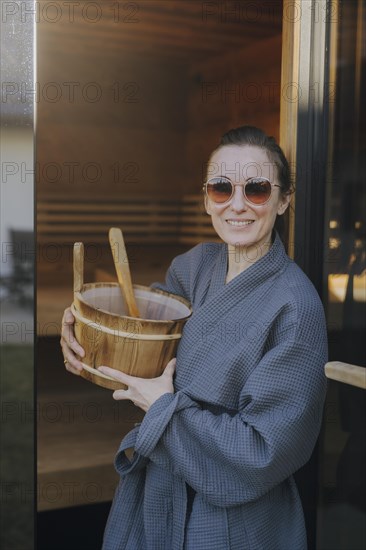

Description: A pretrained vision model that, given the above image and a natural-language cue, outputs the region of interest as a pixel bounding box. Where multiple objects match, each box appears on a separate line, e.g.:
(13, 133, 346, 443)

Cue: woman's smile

(225, 219, 255, 227)
(205, 145, 290, 259)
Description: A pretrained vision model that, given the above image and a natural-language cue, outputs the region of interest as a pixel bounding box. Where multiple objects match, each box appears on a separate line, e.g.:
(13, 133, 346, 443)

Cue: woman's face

(205, 145, 290, 253)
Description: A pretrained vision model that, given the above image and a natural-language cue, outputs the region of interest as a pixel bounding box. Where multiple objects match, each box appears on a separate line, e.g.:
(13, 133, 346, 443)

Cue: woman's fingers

(60, 337, 83, 374)
(162, 358, 176, 377)
(97, 368, 135, 403)
(63, 306, 74, 324)
(112, 389, 132, 401)
(60, 307, 85, 374)
(97, 366, 133, 385)
(99, 359, 177, 410)
(61, 307, 85, 357)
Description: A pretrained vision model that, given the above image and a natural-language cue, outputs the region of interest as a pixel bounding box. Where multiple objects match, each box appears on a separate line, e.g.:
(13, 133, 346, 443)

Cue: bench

(325, 361, 366, 390)
(37, 194, 219, 246)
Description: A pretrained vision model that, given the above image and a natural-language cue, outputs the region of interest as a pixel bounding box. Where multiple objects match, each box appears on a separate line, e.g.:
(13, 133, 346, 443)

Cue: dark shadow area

(37, 501, 112, 550)
(294, 446, 321, 550)
(36, 336, 143, 544)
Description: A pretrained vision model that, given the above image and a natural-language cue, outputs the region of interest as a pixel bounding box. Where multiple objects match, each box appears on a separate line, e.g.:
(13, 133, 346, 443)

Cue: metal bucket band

(80, 361, 117, 382)
(71, 303, 182, 341)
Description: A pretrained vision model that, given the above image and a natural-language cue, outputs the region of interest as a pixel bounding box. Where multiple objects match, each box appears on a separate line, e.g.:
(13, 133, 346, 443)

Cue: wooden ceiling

(37, 0, 283, 62)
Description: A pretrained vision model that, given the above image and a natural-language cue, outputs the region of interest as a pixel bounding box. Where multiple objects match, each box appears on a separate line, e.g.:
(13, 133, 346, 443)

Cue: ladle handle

(109, 227, 140, 318)
(73, 242, 84, 294)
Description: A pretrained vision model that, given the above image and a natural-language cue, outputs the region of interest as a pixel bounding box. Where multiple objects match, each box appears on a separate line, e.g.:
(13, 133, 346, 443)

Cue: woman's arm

(150, 255, 191, 300)
(116, 339, 327, 508)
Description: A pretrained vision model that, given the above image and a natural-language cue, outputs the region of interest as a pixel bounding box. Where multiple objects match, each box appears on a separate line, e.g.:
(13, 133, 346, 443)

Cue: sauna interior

(37, 1, 283, 546)
(37, 1, 283, 316)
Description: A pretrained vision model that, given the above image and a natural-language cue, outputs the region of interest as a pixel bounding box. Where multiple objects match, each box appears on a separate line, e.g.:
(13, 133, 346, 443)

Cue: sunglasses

(203, 176, 281, 206)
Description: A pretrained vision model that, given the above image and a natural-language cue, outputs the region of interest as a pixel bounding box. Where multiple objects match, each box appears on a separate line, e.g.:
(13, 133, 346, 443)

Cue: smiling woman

(203, 126, 292, 282)
(61, 126, 328, 550)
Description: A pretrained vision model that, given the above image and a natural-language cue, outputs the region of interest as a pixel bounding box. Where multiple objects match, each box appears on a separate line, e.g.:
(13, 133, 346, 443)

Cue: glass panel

(0, 1, 35, 549)
(317, 1, 366, 548)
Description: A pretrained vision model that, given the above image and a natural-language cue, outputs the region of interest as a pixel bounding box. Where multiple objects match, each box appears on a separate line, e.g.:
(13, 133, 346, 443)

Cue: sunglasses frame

(203, 176, 282, 206)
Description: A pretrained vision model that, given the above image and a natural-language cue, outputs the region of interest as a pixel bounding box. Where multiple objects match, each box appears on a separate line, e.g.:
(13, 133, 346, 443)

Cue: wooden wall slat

(37, 1, 282, 62)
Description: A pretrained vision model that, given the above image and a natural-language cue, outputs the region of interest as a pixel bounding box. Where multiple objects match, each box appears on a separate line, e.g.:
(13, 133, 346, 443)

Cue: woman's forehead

(207, 145, 276, 181)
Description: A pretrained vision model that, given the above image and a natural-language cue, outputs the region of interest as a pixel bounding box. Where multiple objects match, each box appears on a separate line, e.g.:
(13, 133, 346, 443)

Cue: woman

(61, 126, 328, 549)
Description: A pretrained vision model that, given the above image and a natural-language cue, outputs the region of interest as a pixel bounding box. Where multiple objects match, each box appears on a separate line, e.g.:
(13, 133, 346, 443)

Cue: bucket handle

(73, 242, 84, 294)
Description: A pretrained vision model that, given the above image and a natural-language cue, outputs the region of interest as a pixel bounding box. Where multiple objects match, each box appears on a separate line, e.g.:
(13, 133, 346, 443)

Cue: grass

(0, 345, 34, 550)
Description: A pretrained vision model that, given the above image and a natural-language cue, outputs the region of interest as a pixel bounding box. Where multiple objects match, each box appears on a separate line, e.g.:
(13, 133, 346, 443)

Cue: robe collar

(204, 230, 288, 303)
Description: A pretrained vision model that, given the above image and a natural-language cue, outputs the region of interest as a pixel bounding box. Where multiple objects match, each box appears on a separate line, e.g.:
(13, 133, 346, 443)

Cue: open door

(317, 1, 365, 548)
(280, 1, 365, 548)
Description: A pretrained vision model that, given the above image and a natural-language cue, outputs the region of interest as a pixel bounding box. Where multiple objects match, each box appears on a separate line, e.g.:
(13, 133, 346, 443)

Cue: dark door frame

(280, 1, 335, 547)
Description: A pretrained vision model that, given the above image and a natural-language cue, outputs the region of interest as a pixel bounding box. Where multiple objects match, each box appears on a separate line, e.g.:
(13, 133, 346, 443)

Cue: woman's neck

(225, 237, 274, 284)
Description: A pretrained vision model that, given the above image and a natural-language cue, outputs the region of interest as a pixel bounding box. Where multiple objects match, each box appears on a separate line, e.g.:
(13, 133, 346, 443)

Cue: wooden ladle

(108, 227, 140, 317)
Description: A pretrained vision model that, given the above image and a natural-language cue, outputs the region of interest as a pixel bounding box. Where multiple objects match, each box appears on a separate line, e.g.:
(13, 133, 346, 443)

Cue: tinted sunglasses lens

(245, 178, 271, 204)
(206, 178, 233, 203)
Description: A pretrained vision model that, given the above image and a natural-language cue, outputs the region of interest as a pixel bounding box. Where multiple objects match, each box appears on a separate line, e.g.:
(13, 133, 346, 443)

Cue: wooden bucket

(72, 243, 192, 390)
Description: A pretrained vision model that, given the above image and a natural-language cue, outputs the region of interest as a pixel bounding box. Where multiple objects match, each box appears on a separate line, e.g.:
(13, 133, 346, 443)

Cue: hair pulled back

(218, 125, 292, 195)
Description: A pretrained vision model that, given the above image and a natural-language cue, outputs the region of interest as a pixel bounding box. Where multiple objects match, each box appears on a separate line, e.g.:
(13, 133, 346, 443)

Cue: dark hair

(212, 125, 293, 242)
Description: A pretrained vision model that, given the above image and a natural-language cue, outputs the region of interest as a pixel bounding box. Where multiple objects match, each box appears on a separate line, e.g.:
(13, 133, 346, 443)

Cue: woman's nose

(230, 185, 248, 211)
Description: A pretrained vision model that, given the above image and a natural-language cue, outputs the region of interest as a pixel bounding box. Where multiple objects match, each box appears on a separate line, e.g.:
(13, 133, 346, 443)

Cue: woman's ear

(277, 192, 291, 216)
(204, 195, 212, 215)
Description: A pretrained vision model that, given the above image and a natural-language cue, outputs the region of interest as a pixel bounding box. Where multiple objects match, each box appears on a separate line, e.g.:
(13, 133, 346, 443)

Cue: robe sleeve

(115, 339, 327, 508)
(149, 242, 210, 301)
(150, 255, 190, 300)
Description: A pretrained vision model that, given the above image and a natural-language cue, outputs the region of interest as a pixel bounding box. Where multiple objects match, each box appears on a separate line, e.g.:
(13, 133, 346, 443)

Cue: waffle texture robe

(102, 232, 328, 550)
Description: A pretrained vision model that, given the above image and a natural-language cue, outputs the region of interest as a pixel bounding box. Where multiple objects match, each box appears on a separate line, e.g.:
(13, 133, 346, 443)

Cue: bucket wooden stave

(72, 243, 192, 390)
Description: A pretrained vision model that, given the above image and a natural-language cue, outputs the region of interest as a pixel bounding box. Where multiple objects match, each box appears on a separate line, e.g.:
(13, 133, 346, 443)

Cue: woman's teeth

(227, 220, 254, 227)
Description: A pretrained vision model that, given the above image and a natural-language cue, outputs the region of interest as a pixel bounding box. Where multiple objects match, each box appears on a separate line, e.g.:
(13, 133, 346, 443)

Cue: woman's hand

(60, 306, 85, 375)
(98, 358, 176, 412)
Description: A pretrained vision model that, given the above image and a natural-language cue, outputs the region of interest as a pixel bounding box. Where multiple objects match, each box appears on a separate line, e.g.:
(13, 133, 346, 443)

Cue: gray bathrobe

(102, 231, 328, 550)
